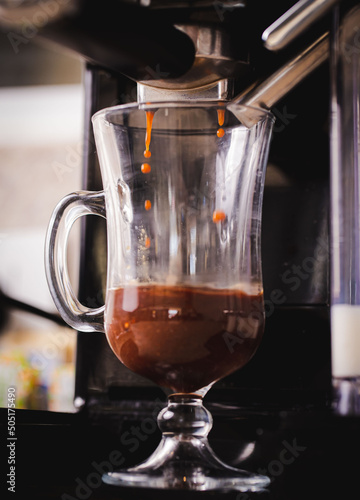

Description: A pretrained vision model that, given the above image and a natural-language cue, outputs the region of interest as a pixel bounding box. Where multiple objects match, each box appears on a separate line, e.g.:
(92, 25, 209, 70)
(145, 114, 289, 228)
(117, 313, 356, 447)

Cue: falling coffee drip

(144, 110, 155, 159)
(140, 107, 228, 251)
(212, 109, 226, 222)
(141, 110, 156, 249)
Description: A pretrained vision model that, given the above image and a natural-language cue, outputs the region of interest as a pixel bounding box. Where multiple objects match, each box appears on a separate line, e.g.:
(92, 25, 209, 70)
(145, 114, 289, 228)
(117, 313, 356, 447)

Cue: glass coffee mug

(45, 101, 274, 491)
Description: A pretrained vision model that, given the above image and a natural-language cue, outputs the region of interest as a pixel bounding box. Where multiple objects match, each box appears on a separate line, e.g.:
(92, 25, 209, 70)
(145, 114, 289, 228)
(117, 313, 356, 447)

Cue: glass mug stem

(45, 190, 106, 332)
(104, 393, 268, 490)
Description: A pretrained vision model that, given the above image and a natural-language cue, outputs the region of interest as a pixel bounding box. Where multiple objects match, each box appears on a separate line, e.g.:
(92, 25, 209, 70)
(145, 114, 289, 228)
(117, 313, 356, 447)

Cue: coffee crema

(105, 285, 264, 393)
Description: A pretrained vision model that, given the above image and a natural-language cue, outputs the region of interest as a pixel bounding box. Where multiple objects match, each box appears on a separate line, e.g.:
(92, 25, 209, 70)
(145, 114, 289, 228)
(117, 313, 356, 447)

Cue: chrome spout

(230, 32, 329, 127)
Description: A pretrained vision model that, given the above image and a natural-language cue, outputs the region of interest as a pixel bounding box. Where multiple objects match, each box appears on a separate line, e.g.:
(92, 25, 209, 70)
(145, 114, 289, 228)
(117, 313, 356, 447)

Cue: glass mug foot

(103, 394, 270, 492)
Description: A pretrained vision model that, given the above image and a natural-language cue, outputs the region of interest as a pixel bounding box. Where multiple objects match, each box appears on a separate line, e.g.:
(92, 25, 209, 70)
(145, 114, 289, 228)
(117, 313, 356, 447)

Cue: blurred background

(0, 29, 84, 411)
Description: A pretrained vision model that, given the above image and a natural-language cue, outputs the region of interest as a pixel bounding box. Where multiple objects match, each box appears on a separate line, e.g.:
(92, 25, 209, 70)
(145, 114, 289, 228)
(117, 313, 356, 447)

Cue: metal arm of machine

(262, 0, 339, 50)
(231, 32, 329, 127)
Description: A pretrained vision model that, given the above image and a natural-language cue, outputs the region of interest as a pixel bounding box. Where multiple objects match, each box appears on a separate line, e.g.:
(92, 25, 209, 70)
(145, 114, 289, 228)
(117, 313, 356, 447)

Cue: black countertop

(1, 401, 360, 500)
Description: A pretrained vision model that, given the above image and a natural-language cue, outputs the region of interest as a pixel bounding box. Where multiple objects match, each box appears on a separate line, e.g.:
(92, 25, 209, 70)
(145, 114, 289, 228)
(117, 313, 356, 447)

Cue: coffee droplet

(144, 200, 152, 211)
(212, 210, 226, 223)
(217, 128, 225, 138)
(141, 163, 151, 174)
(145, 237, 151, 248)
(217, 109, 225, 127)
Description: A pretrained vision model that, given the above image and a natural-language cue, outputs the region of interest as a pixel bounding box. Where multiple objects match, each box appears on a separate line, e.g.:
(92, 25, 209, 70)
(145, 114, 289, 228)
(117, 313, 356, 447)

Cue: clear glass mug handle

(45, 190, 106, 332)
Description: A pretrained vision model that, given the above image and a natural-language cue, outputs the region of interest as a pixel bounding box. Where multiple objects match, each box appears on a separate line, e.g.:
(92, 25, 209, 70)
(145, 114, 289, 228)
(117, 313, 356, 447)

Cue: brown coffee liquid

(105, 285, 264, 393)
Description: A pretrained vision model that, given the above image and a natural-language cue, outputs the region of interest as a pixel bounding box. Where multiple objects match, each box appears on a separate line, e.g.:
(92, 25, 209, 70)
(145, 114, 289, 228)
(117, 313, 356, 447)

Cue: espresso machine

(69, 0, 332, 413)
(1, 1, 360, 498)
